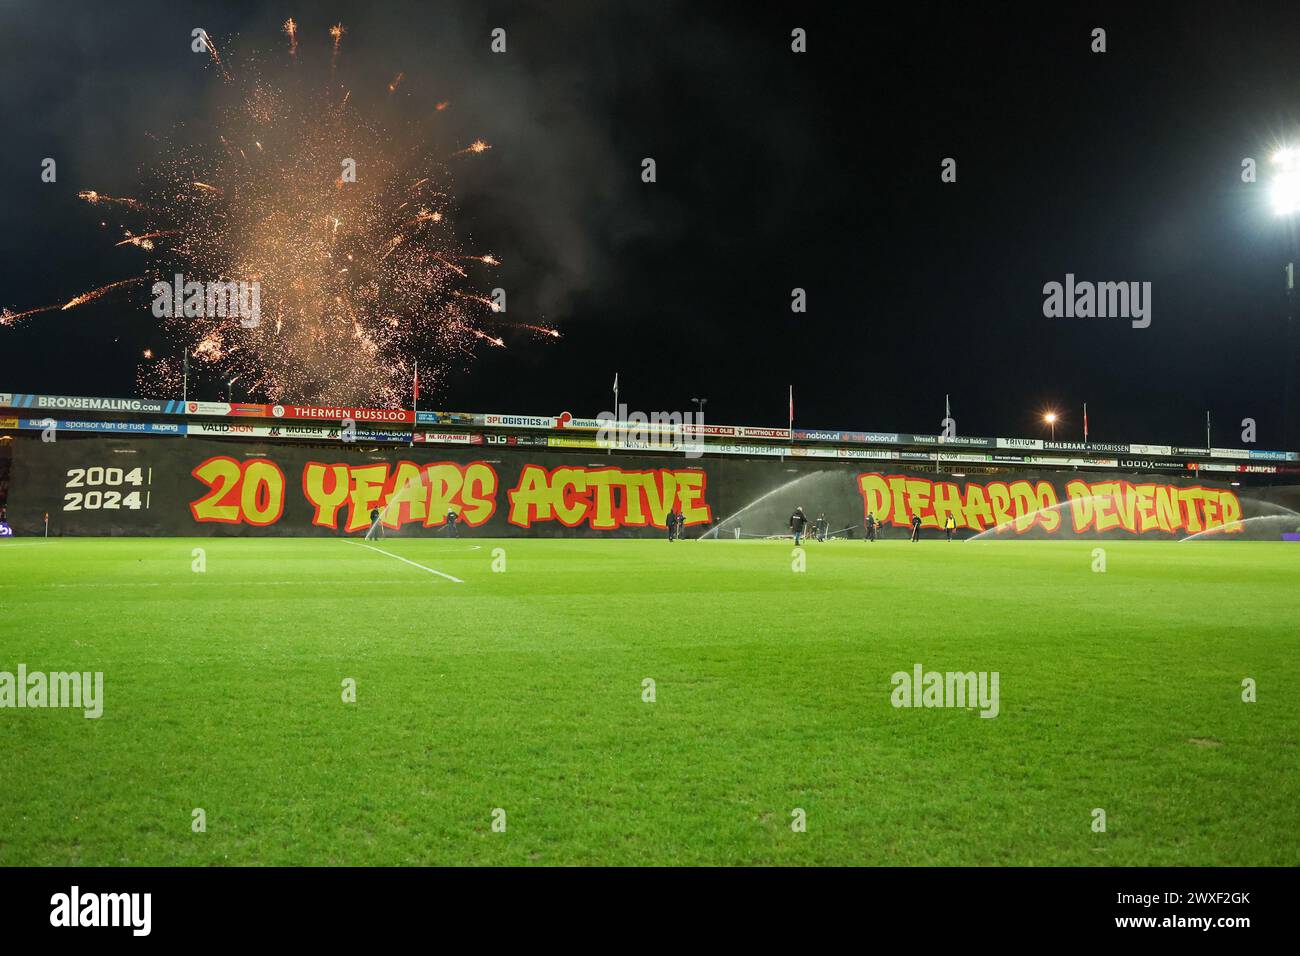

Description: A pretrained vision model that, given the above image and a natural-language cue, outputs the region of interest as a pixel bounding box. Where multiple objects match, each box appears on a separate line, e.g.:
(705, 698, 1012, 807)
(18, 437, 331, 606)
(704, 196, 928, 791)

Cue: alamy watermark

(50, 886, 150, 936)
(890, 663, 999, 718)
(597, 404, 707, 459)
(1043, 274, 1150, 328)
(151, 272, 261, 327)
(1, 664, 103, 718)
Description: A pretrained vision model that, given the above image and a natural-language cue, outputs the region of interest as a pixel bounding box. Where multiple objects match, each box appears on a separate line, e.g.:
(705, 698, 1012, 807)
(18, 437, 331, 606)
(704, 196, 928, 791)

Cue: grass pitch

(0, 535, 1296, 866)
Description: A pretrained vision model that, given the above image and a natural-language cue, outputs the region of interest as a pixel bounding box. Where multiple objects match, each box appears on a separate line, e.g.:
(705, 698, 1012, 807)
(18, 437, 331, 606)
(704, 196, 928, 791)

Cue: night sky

(2, 1, 1299, 448)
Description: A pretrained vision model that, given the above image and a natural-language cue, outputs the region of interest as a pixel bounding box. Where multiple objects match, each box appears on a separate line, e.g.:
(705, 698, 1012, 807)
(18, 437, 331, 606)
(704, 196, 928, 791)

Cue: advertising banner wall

(6, 436, 1293, 540)
(2, 393, 186, 414)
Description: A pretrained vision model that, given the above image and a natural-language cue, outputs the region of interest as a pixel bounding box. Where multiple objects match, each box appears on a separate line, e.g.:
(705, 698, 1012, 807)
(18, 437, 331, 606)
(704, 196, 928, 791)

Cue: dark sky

(2, 1, 1299, 448)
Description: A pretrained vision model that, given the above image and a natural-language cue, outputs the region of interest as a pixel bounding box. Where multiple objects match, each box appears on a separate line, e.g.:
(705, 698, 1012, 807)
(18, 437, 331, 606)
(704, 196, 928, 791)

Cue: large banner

(6, 436, 1294, 540)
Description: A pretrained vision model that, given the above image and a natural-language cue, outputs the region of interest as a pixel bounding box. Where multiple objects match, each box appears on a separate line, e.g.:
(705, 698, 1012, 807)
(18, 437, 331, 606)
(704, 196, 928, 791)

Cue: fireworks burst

(3, 21, 547, 405)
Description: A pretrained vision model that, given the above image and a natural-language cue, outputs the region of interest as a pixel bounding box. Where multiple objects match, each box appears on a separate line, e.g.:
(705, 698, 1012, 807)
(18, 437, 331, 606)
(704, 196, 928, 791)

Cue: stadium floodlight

(1043, 411, 1058, 440)
(1271, 147, 1300, 215)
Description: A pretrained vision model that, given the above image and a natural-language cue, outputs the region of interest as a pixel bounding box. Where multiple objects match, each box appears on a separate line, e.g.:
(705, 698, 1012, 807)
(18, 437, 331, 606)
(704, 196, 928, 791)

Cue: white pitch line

(344, 539, 464, 583)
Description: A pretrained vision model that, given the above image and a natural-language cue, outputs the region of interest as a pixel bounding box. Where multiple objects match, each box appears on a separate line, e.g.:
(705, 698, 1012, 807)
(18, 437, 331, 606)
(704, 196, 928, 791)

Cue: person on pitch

(369, 507, 383, 538)
(865, 512, 876, 542)
(910, 513, 922, 543)
(944, 513, 957, 542)
(446, 508, 460, 538)
(675, 510, 686, 541)
(666, 505, 678, 541)
(790, 506, 809, 545)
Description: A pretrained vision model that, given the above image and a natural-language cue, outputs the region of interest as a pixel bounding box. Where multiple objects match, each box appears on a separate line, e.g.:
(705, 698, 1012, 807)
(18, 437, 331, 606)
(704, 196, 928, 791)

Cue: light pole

(1270, 148, 1300, 449)
(690, 397, 707, 456)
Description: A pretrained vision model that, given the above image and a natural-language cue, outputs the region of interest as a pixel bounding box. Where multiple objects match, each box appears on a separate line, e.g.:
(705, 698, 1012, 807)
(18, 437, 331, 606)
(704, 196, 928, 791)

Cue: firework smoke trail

(61, 277, 145, 310)
(4, 277, 147, 325)
(0, 304, 58, 326)
(201, 30, 233, 83)
(115, 230, 181, 249)
(78, 190, 144, 210)
(4, 21, 530, 404)
(329, 22, 345, 71)
(452, 289, 501, 311)
(465, 328, 506, 347)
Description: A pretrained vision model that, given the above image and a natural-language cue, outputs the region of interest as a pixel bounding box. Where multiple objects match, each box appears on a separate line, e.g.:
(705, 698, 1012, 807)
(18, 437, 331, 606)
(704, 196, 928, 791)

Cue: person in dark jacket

(910, 513, 922, 542)
(676, 510, 686, 540)
(446, 508, 460, 537)
(369, 507, 383, 538)
(667, 507, 679, 541)
(790, 506, 810, 545)
(865, 512, 876, 542)
(815, 512, 828, 542)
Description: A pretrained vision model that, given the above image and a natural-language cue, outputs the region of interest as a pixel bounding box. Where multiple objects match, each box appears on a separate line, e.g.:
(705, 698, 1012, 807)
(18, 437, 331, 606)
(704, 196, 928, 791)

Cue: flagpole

(940, 393, 950, 473)
(784, 384, 792, 462)
(182, 350, 189, 439)
(610, 372, 619, 456)
(1083, 402, 1088, 443)
(409, 359, 418, 448)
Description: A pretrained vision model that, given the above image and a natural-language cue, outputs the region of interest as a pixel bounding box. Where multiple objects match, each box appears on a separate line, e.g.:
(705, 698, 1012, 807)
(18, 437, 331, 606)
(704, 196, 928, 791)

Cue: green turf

(0, 535, 1296, 866)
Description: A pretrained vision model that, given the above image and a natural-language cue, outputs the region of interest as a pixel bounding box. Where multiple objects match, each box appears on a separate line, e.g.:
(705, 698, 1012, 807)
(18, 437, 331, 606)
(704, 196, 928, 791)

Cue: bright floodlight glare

(1044, 412, 1058, 424)
(1271, 147, 1300, 215)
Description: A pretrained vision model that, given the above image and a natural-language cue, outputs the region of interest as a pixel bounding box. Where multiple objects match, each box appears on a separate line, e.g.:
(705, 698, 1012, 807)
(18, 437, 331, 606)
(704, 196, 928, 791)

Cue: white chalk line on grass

(343, 539, 464, 583)
(0, 579, 414, 589)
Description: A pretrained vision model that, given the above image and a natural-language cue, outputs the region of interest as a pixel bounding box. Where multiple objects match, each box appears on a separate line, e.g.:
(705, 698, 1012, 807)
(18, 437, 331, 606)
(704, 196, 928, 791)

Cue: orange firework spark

(452, 290, 500, 311)
(61, 277, 144, 311)
(190, 182, 222, 194)
(435, 101, 450, 112)
(0, 304, 59, 325)
(201, 30, 233, 82)
(388, 72, 404, 94)
(283, 18, 298, 55)
(77, 190, 143, 210)
(329, 23, 345, 52)
(454, 139, 492, 156)
(465, 328, 506, 347)
(115, 229, 181, 249)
